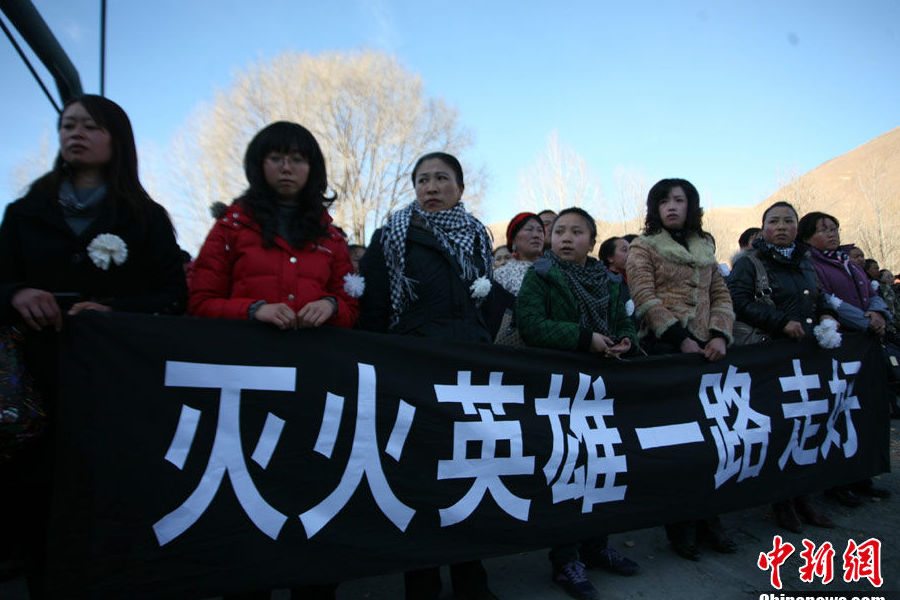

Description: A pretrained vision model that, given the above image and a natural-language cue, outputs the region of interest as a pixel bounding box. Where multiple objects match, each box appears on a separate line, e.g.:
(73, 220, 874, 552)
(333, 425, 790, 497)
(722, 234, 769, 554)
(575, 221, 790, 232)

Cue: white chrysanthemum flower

(871, 280, 880, 292)
(343, 272, 365, 298)
(826, 294, 843, 310)
(813, 318, 842, 349)
(87, 233, 128, 271)
(717, 263, 731, 278)
(625, 299, 635, 317)
(470, 276, 492, 299)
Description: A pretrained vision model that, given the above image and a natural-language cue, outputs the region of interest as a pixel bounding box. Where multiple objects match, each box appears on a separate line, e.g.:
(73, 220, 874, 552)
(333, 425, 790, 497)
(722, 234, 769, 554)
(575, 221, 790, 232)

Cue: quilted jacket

(189, 204, 358, 327)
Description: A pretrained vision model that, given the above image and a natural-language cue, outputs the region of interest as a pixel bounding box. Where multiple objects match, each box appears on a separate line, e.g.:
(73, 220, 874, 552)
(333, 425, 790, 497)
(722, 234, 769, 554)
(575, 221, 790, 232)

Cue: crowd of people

(0, 95, 896, 600)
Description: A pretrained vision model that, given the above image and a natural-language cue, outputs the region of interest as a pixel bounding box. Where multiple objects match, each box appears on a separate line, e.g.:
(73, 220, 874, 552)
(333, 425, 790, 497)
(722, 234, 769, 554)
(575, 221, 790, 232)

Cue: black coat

(0, 188, 187, 324)
(727, 242, 827, 338)
(358, 222, 499, 343)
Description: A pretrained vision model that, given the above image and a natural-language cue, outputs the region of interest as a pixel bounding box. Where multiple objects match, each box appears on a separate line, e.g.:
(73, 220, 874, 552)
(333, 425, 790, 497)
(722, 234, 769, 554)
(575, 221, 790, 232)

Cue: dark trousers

(404, 560, 489, 600)
(548, 535, 609, 568)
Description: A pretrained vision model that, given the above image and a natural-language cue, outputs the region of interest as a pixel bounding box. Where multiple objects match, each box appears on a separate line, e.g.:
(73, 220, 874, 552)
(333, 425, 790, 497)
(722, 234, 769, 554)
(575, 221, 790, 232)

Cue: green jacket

(516, 257, 637, 352)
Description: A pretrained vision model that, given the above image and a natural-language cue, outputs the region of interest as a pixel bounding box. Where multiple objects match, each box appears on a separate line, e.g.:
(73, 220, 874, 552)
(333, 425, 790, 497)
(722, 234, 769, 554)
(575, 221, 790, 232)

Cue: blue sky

(2, 0, 898, 243)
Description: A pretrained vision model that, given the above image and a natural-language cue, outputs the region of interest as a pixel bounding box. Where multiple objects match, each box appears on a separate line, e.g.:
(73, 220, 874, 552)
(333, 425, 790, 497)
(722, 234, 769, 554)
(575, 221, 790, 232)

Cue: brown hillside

(707, 126, 900, 266)
(487, 127, 900, 268)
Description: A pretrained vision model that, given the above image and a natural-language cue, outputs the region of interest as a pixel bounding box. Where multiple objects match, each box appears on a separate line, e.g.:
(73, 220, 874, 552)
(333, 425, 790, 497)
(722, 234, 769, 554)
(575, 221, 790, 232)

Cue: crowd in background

(1, 95, 896, 600)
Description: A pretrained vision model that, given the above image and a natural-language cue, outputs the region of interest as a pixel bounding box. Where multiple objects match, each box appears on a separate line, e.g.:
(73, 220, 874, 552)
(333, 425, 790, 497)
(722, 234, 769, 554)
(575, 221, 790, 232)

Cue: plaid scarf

(381, 201, 493, 327)
(761, 241, 796, 259)
(546, 251, 612, 336)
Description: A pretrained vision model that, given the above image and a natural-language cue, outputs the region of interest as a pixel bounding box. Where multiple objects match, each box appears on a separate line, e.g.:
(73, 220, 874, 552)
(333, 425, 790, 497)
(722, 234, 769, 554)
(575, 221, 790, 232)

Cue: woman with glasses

(798, 212, 890, 338)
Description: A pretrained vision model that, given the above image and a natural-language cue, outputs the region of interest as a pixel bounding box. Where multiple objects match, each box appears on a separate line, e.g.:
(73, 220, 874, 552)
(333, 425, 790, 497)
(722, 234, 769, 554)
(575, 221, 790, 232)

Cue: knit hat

(506, 212, 542, 252)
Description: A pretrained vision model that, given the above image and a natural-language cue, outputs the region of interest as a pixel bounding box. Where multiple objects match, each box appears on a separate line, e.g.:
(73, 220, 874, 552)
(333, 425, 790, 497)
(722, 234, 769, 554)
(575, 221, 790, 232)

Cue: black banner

(47, 313, 891, 599)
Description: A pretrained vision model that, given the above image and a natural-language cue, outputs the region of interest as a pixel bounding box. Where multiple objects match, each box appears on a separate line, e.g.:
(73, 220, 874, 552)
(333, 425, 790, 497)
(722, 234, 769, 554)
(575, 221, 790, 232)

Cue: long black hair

(642, 178, 706, 236)
(238, 121, 334, 248)
(27, 94, 156, 229)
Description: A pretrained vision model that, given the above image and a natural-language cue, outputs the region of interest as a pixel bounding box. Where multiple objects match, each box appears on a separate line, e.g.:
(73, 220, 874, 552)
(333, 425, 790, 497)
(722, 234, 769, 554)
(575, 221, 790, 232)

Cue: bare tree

(774, 166, 819, 216)
(517, 130, 603, 216)
(853, 158, 899, 267)
(10, 128, 57, 196)
(610, 165, 649, 234)
(165, 50, 478, 249)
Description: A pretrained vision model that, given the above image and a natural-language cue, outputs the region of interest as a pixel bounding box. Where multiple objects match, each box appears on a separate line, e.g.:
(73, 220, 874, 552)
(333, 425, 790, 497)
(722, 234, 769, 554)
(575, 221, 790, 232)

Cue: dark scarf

(381, 201, 493, 327)
(546, 251, 611, 336)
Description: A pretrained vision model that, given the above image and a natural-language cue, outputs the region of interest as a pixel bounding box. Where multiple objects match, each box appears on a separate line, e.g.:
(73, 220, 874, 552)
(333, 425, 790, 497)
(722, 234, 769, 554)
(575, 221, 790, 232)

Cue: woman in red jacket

(190, 123, 355, 599)
(190, 121, 359, 330)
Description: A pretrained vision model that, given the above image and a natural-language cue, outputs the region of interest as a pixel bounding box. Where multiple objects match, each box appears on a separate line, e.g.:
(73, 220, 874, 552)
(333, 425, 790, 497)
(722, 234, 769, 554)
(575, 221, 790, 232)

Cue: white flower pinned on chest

(87, 233, 128, 270)
(343, 272, 365, 298)
(469, 275, 491, 299)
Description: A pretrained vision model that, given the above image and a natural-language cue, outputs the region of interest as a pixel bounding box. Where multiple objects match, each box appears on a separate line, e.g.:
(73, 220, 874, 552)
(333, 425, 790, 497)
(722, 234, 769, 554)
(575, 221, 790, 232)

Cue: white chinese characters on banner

(699, 366, 770, 488)
(299, 363, 416, 537)
(154, 361, 295, 546)
(536, 372, 627, 511)
(435, 371, 535, 526)
(778, 359, 861, 470)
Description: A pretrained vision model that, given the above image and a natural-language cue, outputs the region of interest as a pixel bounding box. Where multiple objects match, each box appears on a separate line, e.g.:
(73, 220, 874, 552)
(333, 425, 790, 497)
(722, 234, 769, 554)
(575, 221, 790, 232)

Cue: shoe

(773, 501, 803, 533)
(825, 487, 864, 507)
(670, 540, 700, 561)
(582, 546, 640, 576)
(793, 497, 835, 528)
(552, 561, 599, 600)
(852, 480, 892, 499)
(696, 523, 738, 553)
(666, 522, 700, 561)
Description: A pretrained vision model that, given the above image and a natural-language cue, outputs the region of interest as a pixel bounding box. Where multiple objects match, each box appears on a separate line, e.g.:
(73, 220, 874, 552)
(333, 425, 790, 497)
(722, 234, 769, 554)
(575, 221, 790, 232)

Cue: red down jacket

(189, 204, 359, 328)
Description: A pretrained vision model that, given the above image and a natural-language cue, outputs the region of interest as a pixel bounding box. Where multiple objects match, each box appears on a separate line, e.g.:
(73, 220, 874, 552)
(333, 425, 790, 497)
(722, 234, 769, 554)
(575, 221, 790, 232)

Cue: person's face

(540, 212, 556, 247)
(349, 247, 366, 272)
(880, 270, 894, 286)
(493, 247, 512, 269)
(414, 158, 463, 213)
(512, 219, 545, 261)
(551, 213, 594, 266)
(609, 238, 630, 272)
(58, 102, 112, 173)
(762, 206, 798, 247)
(263, 149, 310, 202)
(806, 217, 840, 251)
(866, 262, 880, 280)
(849, 248, 865, 267)
(658, 186, 688, 230)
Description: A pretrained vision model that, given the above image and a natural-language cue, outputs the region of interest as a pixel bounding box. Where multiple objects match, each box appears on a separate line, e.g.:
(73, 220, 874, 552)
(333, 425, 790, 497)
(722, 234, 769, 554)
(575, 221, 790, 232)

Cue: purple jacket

(806, 246, 872, 311)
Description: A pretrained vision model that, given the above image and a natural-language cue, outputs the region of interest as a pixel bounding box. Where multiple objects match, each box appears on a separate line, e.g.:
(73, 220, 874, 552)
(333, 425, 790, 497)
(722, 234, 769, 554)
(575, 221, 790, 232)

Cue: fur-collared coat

(625, 230, 734, 344)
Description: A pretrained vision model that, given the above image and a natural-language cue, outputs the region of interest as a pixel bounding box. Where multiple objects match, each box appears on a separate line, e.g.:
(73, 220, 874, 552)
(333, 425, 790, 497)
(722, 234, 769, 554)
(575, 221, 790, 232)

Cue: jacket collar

(224, 203, 336, 255)
(639, 230, 717, 267)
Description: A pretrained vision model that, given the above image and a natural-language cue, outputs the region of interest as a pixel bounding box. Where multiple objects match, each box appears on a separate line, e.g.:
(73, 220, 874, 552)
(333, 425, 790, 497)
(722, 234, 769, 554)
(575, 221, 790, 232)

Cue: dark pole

(0, 0, 83, 104)
(99, 0, 106, 96)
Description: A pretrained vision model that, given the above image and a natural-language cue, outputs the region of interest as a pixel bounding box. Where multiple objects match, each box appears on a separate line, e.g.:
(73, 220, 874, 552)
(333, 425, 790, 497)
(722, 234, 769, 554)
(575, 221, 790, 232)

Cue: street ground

(3, 424, 898, 600)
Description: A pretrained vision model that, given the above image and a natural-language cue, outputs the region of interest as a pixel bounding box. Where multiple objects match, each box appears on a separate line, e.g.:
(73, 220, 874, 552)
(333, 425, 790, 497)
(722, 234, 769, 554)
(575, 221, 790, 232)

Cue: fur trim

(637, 231, 718, 267)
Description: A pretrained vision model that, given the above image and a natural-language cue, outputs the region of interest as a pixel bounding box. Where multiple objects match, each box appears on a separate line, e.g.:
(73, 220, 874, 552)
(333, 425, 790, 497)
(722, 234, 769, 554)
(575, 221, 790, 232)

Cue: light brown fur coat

(625, 231, 734, 344)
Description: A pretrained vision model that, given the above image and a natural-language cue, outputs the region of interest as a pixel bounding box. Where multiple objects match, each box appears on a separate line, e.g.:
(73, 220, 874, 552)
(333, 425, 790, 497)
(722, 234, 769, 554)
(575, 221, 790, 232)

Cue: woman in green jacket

(517, 208, 636, 355)
(516, 207, 639, 600)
